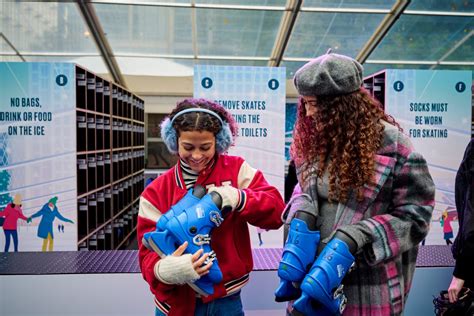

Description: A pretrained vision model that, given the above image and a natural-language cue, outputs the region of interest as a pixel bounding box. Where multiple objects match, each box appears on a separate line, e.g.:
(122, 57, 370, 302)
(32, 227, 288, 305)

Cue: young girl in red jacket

(137, 98, 285, 316)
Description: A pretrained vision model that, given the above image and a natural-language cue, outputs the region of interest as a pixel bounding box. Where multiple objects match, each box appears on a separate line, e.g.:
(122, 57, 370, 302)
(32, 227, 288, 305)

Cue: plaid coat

(294, 123, 435, 316)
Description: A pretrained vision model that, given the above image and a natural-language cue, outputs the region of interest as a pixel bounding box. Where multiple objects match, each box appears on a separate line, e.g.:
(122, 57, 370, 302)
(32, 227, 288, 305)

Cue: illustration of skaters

(440, 208, 456, 245)
(28, 196, 74, 251)
(0, 194, 27, 252)
(61, 224, 65, 233)
(58, 224, 61, 233)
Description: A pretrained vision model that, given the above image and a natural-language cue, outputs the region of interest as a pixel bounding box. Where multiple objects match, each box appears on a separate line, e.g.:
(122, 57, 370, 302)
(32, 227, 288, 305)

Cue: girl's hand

(448, 276, 464, 303)
(172, 241, 213, 276)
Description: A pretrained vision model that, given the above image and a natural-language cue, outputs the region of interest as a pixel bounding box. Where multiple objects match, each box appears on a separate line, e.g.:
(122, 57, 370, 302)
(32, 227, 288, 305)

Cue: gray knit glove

(281, 191, 318, 224)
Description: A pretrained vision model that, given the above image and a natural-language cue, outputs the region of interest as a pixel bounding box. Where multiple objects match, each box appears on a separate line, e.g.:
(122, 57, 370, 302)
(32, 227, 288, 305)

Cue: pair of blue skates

(142, 185, 224, 296)
(275, 200, 355, 315)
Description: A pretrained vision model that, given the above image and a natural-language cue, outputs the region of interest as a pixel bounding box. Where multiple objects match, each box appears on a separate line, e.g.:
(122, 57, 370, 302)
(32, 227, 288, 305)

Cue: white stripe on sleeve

(237, 161, 257, 189)
(138, 196, 163, 222)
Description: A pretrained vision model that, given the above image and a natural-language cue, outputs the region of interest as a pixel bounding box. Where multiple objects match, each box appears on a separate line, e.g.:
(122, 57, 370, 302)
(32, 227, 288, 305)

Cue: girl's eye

(201, 147, 211, 151)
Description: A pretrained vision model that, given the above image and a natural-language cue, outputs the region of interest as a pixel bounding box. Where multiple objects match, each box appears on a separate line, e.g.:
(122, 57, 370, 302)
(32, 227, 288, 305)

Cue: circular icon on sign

(455, 81, 466, 93)
(56, 74, 68, 86)
(393, 80, 404, 92)
(201, 77, 213, 89)
(268, 79, 279, 90)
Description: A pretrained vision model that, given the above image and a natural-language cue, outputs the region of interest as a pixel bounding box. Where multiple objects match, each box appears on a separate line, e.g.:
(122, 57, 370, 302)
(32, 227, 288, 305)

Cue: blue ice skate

(142, 185, 206, 256)
(290, 294, 333, 316)
(293, 237, 355, 315)
(156, 185, 206, 231)
(165, 192, 224, 296)
(275, 211, 320, 302)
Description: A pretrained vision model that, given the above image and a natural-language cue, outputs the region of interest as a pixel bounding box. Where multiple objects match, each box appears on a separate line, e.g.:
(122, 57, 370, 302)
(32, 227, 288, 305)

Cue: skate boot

(157, 185, 206, 231)
(142, 185, 206, 256)
(293, 237, 355, 315)
(275, 210, 320, 302)
(290, 295, 333, 316)
(165, 192, 224, 296)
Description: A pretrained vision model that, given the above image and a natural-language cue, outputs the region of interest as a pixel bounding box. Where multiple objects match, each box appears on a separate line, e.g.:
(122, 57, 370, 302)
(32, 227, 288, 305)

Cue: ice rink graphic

(0, 62, 77, 251)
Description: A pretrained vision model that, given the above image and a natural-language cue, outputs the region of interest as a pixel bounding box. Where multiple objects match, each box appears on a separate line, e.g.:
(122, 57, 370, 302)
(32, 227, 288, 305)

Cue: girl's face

(302, 96, 318, 117)
(178, 130, 216, 173)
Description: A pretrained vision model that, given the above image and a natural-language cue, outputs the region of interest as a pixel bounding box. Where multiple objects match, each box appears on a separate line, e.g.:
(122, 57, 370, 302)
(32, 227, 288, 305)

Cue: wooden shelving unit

(75, 65, 144, 251)
(363, 69, 386, 109)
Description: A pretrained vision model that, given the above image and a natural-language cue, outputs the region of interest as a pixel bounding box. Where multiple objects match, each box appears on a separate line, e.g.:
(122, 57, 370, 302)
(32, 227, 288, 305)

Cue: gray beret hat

(293, 51, 363, 96)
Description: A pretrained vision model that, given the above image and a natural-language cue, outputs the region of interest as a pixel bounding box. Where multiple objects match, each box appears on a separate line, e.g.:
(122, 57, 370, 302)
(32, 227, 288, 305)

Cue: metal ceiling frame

(268, 0, 302, 67)
(3, 1, 471, 75)
(90, 0, 287, 11)
(356, 0, 411, 64)
(430, 30, 474, 69)
(0, 51, 272, 61)
(366, 60, 474, 66)
(0, 32, 26, 62)
(0, 52, 102, 57)
(76, 0, 126, 87)
(301, 7, 390, 14)
(82, 0, 473, 70)
(190, 0, 198, 60)
(404, 10, 474, 17)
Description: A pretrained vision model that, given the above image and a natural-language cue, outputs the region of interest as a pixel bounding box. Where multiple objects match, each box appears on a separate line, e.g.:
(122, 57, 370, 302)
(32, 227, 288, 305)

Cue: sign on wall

(0, 62, 77, 252)
(384, 69, 472, 245)
(194, 65, 286, 247)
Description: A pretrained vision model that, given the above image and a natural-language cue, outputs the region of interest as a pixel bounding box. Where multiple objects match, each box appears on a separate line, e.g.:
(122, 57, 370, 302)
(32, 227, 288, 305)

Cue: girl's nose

(192, 151, 202, 160)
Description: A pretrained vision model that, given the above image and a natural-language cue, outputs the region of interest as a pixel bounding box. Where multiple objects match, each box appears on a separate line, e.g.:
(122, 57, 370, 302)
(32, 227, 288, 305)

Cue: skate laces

(191, 210, 223, 246)
(193, 234, 211, 245)
(204, 251, 217, 265)
(209, 211, 224, 227)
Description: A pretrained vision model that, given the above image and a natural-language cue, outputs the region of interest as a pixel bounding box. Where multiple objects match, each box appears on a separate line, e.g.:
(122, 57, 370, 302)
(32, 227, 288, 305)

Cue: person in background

(448, 139, 473, 303)
(137, 98, 285, 316)
(256, 226, 268, 246)
(28, 196, 74, 252)
(284, 160, 298, 203)
(0, 194, 27, 252)
(280, 50, 435, 315)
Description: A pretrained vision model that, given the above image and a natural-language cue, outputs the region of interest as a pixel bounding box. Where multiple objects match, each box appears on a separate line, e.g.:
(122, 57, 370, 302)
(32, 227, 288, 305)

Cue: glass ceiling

(1, 0, 472, 87)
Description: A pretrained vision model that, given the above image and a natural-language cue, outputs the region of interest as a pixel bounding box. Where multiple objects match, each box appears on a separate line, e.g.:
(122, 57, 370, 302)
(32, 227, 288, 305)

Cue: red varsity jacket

(137, 154, 284, 315)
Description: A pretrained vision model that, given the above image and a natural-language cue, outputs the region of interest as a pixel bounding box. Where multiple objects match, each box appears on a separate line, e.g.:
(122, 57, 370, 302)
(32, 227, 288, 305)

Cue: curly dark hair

(291, 88, 401, 202)
(170, 98, 238, 139)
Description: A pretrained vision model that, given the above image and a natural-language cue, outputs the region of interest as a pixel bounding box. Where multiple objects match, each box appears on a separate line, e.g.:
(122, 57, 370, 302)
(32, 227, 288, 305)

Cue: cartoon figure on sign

(28, 196, 74, 251)
(440, 207, 457, 245)
(0, 194, 28, 252)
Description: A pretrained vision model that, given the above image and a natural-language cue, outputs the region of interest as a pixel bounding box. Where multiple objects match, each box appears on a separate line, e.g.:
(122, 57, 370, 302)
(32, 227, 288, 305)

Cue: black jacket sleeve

(452, 139, 474, 282)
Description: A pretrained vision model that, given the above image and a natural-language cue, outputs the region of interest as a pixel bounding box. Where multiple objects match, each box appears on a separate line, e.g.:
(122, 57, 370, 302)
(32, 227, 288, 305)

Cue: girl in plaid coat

(285, 51, 435, 315)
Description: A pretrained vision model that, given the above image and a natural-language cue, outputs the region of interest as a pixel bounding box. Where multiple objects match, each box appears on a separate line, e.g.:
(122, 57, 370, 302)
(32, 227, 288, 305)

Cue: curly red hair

(291, 88, 401, 202)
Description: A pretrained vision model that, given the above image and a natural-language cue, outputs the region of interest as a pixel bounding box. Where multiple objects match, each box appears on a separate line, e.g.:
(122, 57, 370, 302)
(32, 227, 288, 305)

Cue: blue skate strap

(280, 218, 319, 274)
